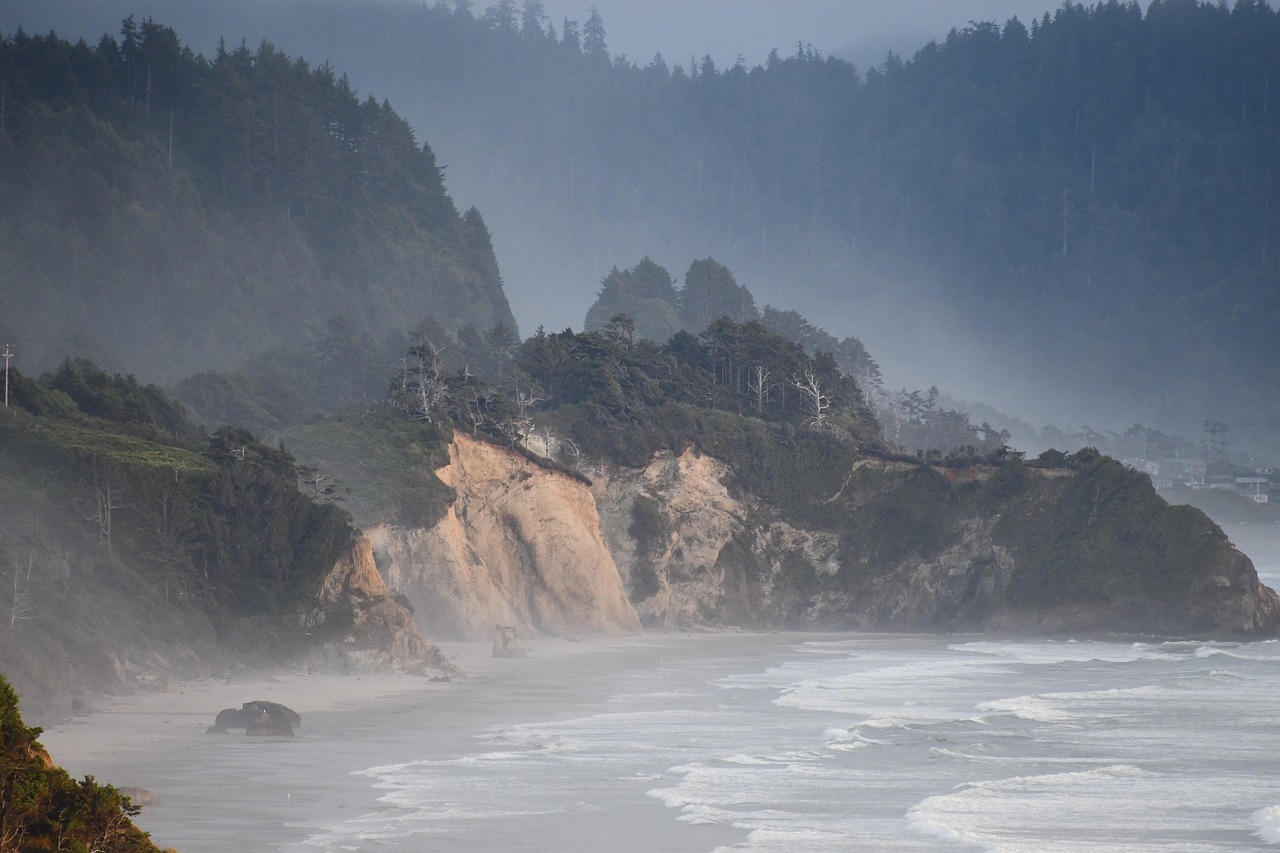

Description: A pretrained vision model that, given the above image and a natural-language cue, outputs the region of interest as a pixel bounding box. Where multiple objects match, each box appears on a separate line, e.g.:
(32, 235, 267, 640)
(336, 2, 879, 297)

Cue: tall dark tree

(678, 258, 759, 332)
(583, 5, 607, 59)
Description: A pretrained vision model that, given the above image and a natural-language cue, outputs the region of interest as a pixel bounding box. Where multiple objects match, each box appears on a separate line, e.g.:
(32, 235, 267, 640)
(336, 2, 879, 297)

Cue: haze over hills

(5, 0, 1278, 455)
(4, 10, 1280, 849)
(0, 14, 514, 382)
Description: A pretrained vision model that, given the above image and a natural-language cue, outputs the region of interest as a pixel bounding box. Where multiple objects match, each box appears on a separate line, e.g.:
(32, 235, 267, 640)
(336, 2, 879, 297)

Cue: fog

(0, 0, 1263, 449)
(538, 0, 1060, 69)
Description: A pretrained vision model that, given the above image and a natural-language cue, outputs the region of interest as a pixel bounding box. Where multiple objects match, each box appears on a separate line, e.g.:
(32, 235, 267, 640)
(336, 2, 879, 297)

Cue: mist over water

(284, 532, 1280, 852)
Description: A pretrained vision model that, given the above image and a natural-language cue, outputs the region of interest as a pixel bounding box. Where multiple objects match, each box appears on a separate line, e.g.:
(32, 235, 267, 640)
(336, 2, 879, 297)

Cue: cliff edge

(372, 434, 641, 640)
(593, 447, 1280, 638)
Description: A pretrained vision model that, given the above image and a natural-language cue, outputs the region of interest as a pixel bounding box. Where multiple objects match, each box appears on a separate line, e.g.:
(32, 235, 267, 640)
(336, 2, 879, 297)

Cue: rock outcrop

(492, 624, 528, 658)
(313, 430, 1276, 642)
(593, 446, 841, 627)
(207, 701, 302, 735)
(305, 534, 460, 675)
(591, 448, 1280, 637)
(372, 434, 641, 640)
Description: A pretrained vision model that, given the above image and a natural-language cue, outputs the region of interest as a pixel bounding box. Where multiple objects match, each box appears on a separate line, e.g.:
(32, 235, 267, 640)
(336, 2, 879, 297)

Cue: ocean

(293, 526, 1280, 852)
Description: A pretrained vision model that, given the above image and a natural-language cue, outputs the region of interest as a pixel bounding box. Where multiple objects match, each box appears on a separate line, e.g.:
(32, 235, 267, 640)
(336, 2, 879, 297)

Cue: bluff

(593, 447, 1279, 636)
(0, 364, 453, 718)
(361, 434, 640, 641)
(289, 425, 1277, 645)
(279, 321, 1280, 644)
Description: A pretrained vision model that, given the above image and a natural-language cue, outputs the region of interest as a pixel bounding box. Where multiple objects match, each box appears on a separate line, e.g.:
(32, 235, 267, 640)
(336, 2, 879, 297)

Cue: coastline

(36, 632, 788, 853)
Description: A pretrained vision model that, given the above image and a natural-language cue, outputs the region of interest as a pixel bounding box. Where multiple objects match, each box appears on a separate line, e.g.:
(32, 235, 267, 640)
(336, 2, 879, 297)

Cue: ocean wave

(1252, 805, 1280, 844)
(975, 695, 1075, 723)
(908, 765, 1157, 852)
(977, 684, 1167, 725)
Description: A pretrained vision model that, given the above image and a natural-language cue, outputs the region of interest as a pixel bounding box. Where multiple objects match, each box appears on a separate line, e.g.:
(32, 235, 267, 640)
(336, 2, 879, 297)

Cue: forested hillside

(0, 19, 514, 380)
(0, 360, 403, 713)
(17, 0, 1272, 448)
(359, 0, 1279, 448)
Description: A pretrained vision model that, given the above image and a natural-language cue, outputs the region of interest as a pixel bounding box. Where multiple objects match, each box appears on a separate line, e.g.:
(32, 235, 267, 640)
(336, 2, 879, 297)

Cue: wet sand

(37, 633, 769, 852)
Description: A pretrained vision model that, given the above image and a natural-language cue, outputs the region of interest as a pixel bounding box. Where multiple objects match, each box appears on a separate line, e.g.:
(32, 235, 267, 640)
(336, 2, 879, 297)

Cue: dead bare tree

(512, 382, 546, 448)
(398, 338, 448, 422)
(747, 364, 773, 414)
(90, 457, 125, 559)
(9, 556, 35, 628)
(561, 438, 584, 473)
(791, 368, 832, 431)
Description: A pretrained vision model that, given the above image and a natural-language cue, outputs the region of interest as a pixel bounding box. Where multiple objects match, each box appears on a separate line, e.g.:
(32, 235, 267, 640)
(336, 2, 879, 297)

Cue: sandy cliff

(372, 434, 640, 640)
(593, 446, 840, 627)
(306, 534, 459, 675)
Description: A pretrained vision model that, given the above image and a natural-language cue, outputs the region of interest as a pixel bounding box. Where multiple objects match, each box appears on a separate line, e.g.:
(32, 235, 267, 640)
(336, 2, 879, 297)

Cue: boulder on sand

(208, 701, 301, 736)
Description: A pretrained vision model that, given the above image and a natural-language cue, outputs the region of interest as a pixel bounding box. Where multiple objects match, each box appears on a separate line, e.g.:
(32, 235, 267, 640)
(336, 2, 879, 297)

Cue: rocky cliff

(296, 430, 1277, 642)
(592, 446, 841, 627)
(370, 434, 641, 640)
(590, 447, 1280, 637)
(305, 534, 459, 676)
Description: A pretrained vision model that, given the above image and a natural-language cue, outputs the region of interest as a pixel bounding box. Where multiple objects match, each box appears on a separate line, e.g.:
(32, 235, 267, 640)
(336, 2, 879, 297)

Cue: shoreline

(36, 631, 791, 853)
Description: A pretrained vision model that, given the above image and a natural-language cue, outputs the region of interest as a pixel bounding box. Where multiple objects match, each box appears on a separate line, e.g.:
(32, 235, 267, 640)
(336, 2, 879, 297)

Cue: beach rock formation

(492, 624, 528, 657)
(371, 434, 641, 640)
(117, 787, 155, 806)
(245, 702, 296, 737)
(212, 707, 248, 730)
(208, 701, 302, 736)
(306, 534, 460, 676)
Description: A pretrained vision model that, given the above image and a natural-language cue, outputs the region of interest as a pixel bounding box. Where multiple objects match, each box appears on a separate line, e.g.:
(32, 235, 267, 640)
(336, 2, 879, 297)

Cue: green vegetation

(0, 676, 164, 852)
(283, 408, 456, 529)
(0, 362, 360, 713)
(0, 19, 514, 381)
(995, 451, 1227, 609)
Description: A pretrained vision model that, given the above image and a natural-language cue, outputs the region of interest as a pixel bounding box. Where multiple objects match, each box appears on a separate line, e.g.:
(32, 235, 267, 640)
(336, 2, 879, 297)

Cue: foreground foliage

(0, 676, 163, 852)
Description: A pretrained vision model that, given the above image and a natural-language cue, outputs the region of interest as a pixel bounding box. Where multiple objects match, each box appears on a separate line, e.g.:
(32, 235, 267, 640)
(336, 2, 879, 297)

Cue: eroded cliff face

(593, 446, 841, 628)
(591, 449, 1280, 638)
(306, 534, 459, 676)
(371, 434, 640, 641)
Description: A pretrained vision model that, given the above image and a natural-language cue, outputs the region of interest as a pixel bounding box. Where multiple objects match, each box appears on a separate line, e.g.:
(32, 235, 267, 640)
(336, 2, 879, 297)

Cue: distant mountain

(0, 19, 515, 380)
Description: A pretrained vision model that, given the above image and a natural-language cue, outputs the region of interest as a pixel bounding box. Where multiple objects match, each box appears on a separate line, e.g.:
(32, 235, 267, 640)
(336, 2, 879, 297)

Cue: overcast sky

(539, 0, 1065, 70)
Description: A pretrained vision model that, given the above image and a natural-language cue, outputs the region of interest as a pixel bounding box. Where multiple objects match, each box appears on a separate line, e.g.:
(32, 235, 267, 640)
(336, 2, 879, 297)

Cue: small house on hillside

(1236, 476, 1270, 503)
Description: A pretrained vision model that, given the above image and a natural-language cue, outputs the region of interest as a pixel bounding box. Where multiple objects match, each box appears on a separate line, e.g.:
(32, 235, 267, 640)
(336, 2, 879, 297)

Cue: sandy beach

(35, 632, 781, 853)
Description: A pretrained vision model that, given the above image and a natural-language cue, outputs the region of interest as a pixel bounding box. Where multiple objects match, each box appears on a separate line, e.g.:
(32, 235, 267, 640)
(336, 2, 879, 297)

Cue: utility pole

(2, 344, 12, 407)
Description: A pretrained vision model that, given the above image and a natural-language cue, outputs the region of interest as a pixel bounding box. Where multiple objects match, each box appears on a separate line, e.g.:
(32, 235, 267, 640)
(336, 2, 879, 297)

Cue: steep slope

(370, 433, 640, 641)
(0, 22, 514, 382)
(0, 365, 452, 718)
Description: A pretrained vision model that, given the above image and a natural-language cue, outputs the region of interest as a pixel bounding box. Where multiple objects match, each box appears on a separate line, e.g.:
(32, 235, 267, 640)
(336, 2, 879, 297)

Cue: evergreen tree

(583, 6, 607, 59)
(678, 257, 759, 332)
